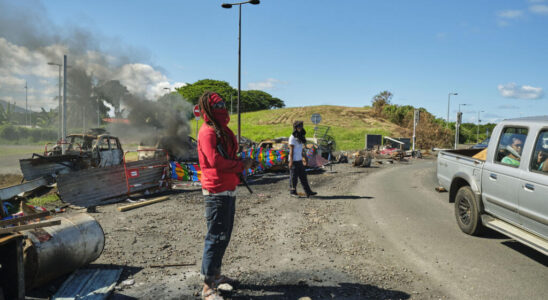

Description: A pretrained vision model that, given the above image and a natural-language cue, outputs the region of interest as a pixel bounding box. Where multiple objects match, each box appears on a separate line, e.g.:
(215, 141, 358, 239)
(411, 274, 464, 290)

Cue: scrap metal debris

(52, 268, 122, 300)
(56, 153, 169, 208)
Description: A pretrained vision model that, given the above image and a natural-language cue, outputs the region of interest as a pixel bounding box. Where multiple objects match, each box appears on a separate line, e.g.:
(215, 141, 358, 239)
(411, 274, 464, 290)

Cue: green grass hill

(191, 105, 425, 151)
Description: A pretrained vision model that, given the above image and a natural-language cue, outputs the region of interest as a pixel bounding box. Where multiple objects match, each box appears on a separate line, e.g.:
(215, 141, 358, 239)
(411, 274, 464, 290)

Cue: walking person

(197, 91, 253, 300)
(289, 120, 317, 198)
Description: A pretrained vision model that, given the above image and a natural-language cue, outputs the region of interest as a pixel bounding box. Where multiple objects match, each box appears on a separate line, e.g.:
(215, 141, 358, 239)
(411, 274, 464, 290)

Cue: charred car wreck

(19, 129, 123, 181)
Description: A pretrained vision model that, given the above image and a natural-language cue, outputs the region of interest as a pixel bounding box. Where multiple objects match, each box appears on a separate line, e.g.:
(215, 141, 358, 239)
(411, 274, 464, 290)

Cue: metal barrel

(23, 213, 105, 289)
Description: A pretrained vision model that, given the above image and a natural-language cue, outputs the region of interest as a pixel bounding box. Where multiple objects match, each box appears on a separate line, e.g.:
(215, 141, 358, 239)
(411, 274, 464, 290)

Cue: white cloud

(0, 75, 25, 88)
(0, 37, 185, 109)
(0, 38, 61, 79)
(248, 78, 281, 90)
(496, 10, 524, 19)
(114, 63, 185, 100)
(498, 82, 544, 99)
(529, 4, 548, 14)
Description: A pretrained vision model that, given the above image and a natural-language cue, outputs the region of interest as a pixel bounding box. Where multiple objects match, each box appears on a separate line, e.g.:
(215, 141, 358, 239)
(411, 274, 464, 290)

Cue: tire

(454, 186, 484, 236)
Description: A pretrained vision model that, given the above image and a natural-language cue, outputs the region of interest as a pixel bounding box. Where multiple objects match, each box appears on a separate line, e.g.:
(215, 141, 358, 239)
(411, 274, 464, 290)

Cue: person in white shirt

(288, 120, 317, 198)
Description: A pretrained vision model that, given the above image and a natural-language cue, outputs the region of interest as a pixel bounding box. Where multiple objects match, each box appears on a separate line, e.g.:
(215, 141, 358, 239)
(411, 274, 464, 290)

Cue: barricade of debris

(0, 207, 105, 299)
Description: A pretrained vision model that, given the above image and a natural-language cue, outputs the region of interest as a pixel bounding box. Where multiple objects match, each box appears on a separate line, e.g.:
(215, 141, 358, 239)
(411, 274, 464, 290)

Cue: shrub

(0, 125, 18, 140)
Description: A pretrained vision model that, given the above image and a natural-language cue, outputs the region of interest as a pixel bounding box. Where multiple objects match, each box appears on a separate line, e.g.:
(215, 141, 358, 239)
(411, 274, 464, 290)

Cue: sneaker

(306, 191, 318, 198)
(290, 193, 300, 198)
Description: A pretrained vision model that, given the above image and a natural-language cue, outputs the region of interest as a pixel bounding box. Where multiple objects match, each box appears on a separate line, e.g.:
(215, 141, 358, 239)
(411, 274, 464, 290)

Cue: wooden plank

(0, 211, 51, 227)
(117, 196, 170, 212)
(0, 220, 61, 235)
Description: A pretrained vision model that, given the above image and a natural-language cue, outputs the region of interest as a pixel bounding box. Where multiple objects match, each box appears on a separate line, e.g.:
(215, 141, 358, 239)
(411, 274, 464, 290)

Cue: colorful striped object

(171, 161, 201, 182)
(170, 146, 324, 181)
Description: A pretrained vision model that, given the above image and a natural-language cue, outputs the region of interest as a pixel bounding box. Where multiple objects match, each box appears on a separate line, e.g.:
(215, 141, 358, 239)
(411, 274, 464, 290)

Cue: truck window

(495, 127, 528, 168)
(530, 130, 548, 174)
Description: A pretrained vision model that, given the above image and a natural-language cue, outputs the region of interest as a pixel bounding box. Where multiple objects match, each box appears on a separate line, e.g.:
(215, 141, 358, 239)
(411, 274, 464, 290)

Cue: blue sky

(1, 0, 547, 123)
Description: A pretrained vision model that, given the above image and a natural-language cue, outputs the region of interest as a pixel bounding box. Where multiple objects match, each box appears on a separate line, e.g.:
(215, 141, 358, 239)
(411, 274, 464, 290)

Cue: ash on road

(64, 160, 444, 300)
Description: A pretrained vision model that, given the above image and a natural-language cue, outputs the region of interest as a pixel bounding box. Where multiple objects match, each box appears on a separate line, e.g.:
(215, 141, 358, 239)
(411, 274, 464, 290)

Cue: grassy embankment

(190, 105, 407, 151)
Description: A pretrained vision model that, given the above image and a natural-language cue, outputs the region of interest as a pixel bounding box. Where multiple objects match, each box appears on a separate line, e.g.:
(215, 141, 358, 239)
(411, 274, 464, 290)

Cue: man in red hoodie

(197, 91, 253, 300)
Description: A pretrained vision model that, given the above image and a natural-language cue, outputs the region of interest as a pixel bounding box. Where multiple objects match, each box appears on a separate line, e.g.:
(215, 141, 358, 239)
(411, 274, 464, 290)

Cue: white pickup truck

(437, 117, 548, 255)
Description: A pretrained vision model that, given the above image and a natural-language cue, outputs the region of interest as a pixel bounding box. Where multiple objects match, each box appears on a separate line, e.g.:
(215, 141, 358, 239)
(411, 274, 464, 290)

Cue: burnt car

(19, 129, 124, 181)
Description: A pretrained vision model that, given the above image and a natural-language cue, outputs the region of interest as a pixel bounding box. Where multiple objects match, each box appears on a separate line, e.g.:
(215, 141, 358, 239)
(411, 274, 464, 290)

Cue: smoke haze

(0, 0, 195, 159)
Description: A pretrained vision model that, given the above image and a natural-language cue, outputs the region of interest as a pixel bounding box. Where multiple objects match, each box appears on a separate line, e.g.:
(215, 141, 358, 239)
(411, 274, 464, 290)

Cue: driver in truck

(501, 135, 524, 167)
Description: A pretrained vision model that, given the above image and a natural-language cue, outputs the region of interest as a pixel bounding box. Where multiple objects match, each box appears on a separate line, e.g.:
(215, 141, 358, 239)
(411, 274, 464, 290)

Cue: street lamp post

(62, 55, 67, 154)
(477, 110, 485, 143)
(48, 62, 62, 140)
(447, 92, 458, 125)
(24, 81, 28, 126)
(222, 0, 260, 147)
(454, 103, 469, 149)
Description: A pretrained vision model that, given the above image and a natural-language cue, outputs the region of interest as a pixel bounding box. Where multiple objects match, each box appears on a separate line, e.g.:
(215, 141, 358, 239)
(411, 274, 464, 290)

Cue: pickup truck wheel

(454, 186, 484, 236)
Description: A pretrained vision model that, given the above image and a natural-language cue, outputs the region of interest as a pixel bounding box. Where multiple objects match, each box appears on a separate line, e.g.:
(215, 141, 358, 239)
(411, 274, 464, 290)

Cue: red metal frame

(122, 149, 170, 195)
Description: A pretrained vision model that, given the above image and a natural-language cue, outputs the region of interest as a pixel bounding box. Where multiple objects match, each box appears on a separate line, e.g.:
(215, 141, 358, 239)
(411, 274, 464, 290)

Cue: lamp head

(249, 0, 260, 4)
(222, 3, 233, 8)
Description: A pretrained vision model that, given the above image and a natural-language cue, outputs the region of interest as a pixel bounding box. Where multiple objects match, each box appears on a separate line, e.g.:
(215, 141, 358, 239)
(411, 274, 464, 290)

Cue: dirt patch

(0, 174, 23, 188)
(28, 161, 446, 299)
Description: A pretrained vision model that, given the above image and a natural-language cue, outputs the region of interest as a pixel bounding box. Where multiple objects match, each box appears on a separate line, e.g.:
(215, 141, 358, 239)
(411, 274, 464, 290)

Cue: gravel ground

(28, 160, 447, 300)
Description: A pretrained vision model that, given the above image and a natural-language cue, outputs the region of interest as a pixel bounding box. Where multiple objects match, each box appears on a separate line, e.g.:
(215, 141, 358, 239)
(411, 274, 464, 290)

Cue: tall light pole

(222, 0, 260, 147)
(62, 55, 68, 154)
(24, 81, 28, 126)
(477, 110, 484, 143)
(48, 62, 62, 140)
(454, 103, 469, 149)
(458, 103, 469, 113)
(447, 92, 457, 125)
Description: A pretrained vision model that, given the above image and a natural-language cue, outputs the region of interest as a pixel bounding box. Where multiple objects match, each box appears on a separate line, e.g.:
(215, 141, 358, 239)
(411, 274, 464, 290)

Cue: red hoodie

(197, 124, 243, 193)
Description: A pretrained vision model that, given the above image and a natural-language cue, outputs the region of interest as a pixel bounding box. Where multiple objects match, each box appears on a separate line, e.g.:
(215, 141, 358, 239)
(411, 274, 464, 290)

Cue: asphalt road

(353, 159, 548, 300)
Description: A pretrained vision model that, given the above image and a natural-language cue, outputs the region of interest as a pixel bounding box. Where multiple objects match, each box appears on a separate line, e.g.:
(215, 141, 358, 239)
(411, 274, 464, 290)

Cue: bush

(0, 125, 57, 142)
(0, 125, 18, 140)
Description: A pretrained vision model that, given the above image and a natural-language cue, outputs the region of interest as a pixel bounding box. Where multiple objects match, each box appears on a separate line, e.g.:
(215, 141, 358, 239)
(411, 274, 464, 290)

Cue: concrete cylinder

(23, 213, 105, 288)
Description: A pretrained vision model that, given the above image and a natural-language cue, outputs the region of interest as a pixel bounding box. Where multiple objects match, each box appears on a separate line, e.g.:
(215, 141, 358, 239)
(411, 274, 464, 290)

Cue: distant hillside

(191, 105, 451, 150)
(0, 99, 26, 113)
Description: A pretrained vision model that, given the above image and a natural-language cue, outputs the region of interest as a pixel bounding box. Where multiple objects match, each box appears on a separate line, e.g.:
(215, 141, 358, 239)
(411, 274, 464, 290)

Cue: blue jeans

(201, 194, 236, 283)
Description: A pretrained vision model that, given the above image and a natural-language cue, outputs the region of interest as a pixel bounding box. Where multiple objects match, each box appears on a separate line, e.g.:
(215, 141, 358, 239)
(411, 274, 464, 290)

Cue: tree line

(370, 90, 496, 147)
(176, 79, 285, 112)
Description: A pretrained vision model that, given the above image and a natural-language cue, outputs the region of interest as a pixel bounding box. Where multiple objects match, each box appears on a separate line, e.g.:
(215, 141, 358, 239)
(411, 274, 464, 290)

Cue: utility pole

(83, 106, 86, 135)
(48, 62, 63, 140)
(24, 81, 28, 126)
(97, 98, 100, 127)
(62, 55, 67, 154)
(447, 92, 458, 126)
(477, 110, 484, 143)
(413, 109, 419, 153)
(455, 112, 462, 149)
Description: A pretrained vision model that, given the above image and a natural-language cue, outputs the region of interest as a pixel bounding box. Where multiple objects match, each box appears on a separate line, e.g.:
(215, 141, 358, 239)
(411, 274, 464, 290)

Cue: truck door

(482, 127, 528, 225)
(519, 129, 548, 240)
